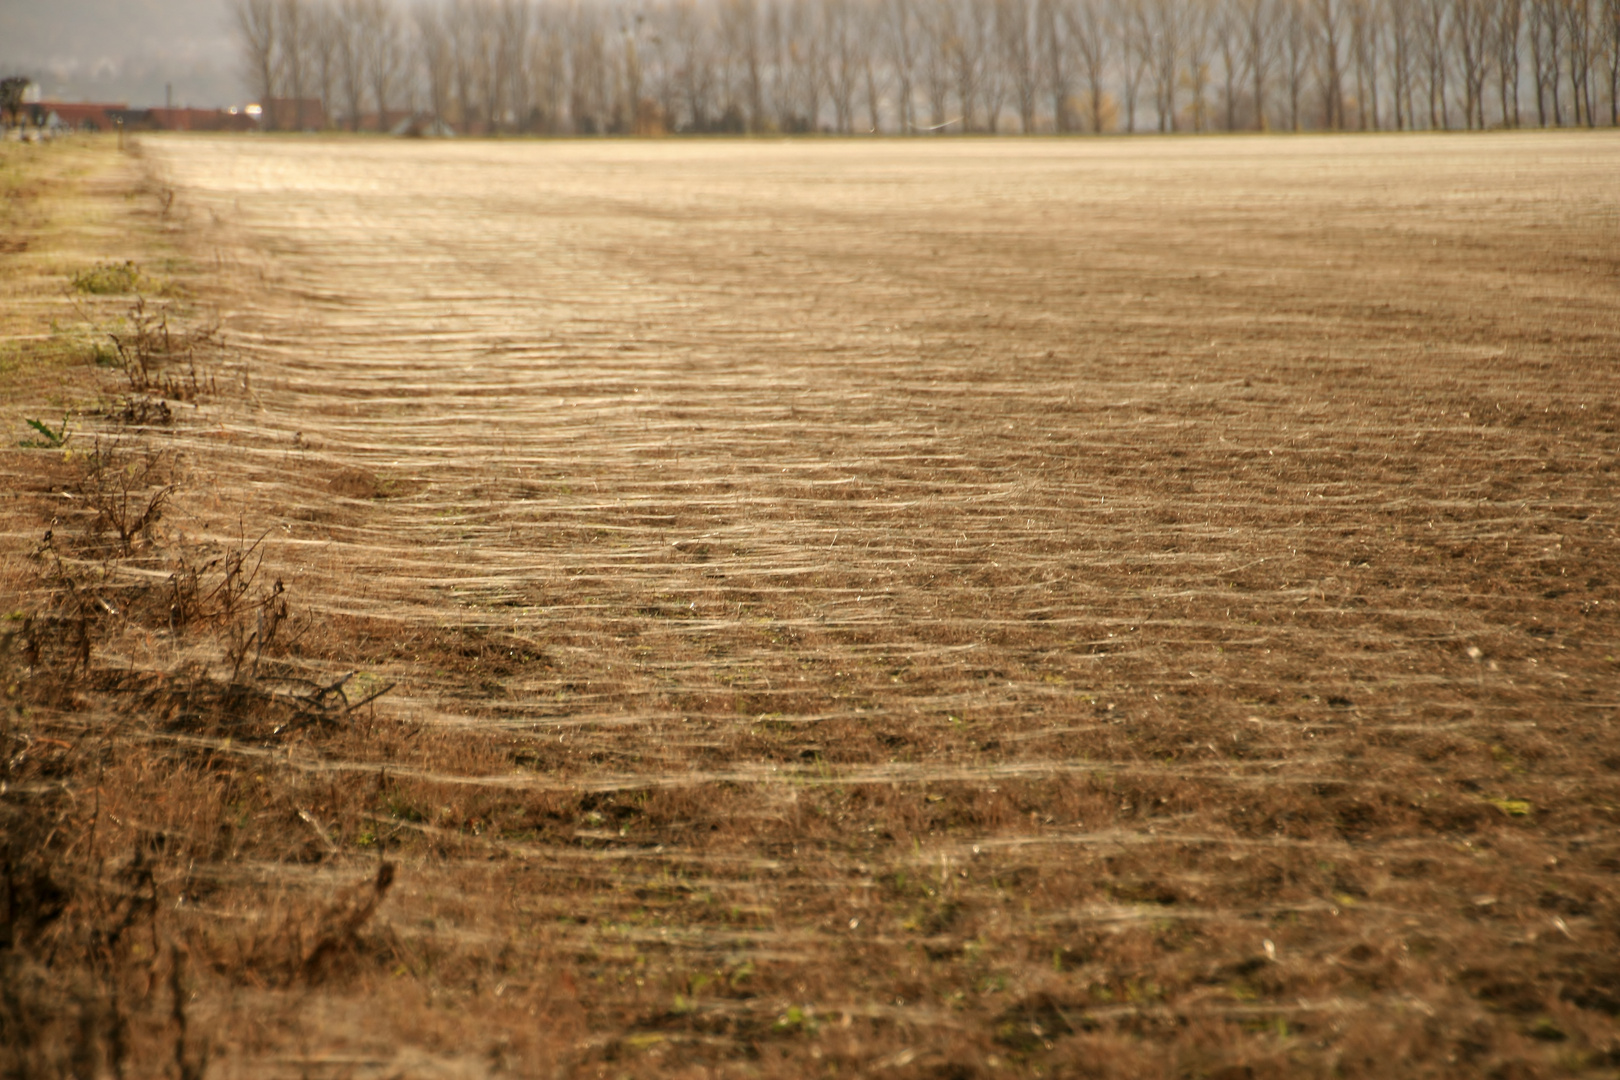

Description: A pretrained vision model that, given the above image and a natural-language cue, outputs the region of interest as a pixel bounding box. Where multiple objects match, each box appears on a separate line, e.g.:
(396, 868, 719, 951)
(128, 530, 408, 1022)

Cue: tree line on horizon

(235, 0, 1620, 135)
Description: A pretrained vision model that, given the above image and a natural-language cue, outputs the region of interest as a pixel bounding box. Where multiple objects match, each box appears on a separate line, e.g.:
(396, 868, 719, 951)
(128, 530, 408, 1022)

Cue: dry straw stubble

(6, 131, 1620, 1077)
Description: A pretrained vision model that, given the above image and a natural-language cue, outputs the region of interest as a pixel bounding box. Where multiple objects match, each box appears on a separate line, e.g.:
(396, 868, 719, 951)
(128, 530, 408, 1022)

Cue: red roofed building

(266, 97, 327, 131)
(147, 107, 260, 132)
(33, 101, 125, 131)
(31, 102, 261, 133)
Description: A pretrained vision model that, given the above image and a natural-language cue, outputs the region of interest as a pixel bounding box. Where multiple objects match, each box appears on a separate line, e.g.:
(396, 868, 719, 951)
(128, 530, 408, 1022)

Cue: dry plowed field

(8, 134, 1620, 1078)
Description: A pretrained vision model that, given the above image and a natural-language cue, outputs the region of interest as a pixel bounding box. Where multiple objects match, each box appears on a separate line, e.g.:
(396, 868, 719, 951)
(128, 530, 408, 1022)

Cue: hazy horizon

(0, 0, 236, 107)
(2, 0, 395, 109)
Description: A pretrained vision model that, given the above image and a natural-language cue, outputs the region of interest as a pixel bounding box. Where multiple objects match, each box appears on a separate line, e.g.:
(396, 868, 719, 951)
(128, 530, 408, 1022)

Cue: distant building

(29, 102, 259, 133)
(265, 97, 326, 131)
(30, 101, 124, 131)
(147, 107, 260, 132)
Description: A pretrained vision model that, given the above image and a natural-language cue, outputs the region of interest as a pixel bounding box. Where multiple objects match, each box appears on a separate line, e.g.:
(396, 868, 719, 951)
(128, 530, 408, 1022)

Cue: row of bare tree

(235, 0, 1620, 134)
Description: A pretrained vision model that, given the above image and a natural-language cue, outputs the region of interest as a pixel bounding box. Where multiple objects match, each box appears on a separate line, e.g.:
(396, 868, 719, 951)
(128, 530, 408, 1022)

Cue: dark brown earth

(4, 132, 1620, 1079)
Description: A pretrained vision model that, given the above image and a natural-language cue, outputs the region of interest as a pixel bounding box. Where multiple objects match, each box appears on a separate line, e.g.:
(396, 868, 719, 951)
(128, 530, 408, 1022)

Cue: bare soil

(5, 132, 1620, 1079)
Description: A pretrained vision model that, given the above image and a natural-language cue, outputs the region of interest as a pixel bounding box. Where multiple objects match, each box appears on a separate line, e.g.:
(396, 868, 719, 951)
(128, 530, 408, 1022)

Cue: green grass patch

(71, 260, 144, 295)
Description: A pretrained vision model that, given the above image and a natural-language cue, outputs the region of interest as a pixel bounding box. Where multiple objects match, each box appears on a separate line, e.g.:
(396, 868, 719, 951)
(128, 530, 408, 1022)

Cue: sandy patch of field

(10, 133, 1620, 1077)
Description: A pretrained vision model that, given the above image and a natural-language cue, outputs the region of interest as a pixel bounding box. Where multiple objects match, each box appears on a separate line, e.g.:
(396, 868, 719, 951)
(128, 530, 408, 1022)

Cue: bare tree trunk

(710, 1, 738, 128)
(622, 19, 645, 134)
(944, 0, 973, 129)
(312, 3, 339, 128)
(950, 0, 990, 130)
(1385, 0, 1410, 124)
(471, 2, 500, 132)
(333, 0, 363, 130)
(1496, 0, 1522, 125)
(244, 0, 1602, 142)
(1145, 0, 1182, 129)
(668, 0, 713, 131)
(1454, 0, 1492, 126)
(787, 0, 826, 131)
(1606, 0, 1620, 123)
(1184, 0, 1214, 128)
(1535, 0, 1562, 123)
(826, 0, 859, 132)
(997, 0, 1040, 130)
(1241, 0, 1277, 128)
(1348, 0, 1370, 127)
(1418, 0, 1448, 126)
(1368, 0, 1383, 126)
(642, 7, 676, 130)
(362, 0, 403, 130)
(495, 1, 533, 133)
(1214, 0, 1240, 129)
(449, 0, 474, 131)
(1311, 0, 1345, 129)
(979, 0, 1009, 129)
(529, 7, 567, 134)
(1363, 0, 1384, 126)
(719, 0, 764, 130)
(762, 0, 789, 130)
(1035, 0, 1064, 129)
(1606, 0, 1620, 124)
(1061, 0, 1108, 129)
(1115, 0, 1150, 129)
(607, 12, 630, 135)
(586, 11, 612, 134)
(864, 39, 886, 130)
(1563, 0, 1594, 125)
(1527, 0, 1545, 120)
(236, 0, 280, 128)
(914, 0, 950, 128)
(887, 0, 919, 130)
(416, 3, 451, 126)
(854, 0, 888, 130)
(574, 6, 611, 134)
(1282, 0, 1307, 127)
(746, 0, 766, 130)
(277, 0, 308, 130)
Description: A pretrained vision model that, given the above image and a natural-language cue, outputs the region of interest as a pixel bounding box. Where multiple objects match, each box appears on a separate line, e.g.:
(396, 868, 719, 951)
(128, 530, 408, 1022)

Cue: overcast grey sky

(3, 0, 335, 108)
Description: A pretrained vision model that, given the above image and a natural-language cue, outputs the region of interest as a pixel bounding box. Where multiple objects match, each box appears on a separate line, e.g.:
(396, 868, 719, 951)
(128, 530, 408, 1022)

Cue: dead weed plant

(2, 246, 400, 1080)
